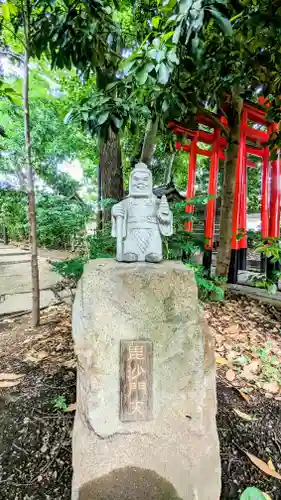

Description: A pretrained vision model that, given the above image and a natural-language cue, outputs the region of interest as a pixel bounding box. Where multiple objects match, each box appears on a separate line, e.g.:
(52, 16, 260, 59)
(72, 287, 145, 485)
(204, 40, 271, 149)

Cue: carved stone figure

(111, 162, 173, 262)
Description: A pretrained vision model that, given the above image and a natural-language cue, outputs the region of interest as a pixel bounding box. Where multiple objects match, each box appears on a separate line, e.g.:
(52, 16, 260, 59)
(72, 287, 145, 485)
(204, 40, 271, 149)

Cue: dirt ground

(0, 296, 280, 500)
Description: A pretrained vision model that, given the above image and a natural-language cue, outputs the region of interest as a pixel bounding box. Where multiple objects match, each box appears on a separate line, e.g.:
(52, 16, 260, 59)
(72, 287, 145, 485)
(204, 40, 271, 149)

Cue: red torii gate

(169, 99, 281, 282)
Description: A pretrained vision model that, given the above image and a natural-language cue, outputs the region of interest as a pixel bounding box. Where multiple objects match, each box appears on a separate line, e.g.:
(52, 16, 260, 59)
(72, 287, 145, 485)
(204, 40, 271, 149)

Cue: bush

(247, 229, 261, 248)
(52, 258, 85, 282)
(36, 194, 91, 249)
(0, 189, 92, 249)
(86, 224, 115, 259)
(0, 189, 28, 241)
(163, 200, 225, 301)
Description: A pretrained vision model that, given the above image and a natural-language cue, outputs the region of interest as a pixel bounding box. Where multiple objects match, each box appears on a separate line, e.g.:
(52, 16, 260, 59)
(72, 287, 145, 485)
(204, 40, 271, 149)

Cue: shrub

(0, 189, 92, 249)
(36, 194, 91, 249)
(52, 258, 85, 282)
(0, 189, 28, 241)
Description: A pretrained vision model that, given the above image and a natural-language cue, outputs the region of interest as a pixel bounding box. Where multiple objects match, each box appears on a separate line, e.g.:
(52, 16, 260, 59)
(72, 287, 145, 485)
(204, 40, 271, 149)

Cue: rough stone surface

(0, 253, 31, 263)
(111, 162, 173, 263)
(0, 289, 72, 316)
(72, 259, 221, 500)
(0, 258, 61, 295)
(0, 244, 67, 314)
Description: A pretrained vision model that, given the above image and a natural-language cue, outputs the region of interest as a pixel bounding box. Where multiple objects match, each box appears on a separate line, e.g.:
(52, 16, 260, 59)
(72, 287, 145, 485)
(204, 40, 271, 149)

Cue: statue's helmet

(129, 162, 153, 197)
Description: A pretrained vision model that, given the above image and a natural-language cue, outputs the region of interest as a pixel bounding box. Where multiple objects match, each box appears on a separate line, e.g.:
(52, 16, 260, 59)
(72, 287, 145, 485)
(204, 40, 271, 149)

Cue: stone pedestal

(72, 259, 221, 500)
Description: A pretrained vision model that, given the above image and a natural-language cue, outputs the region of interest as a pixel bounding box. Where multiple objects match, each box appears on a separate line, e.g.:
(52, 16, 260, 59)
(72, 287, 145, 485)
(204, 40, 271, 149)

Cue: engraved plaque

(120, 340, 153, 422)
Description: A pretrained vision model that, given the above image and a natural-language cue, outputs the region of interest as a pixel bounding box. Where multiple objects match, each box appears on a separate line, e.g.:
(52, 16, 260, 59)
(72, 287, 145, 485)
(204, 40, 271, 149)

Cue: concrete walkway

(0, 244, 70, 316)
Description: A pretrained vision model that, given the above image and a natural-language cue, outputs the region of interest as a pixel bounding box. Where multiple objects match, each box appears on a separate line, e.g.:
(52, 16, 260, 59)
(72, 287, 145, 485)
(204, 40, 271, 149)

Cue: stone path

(0, 243, 70, 316)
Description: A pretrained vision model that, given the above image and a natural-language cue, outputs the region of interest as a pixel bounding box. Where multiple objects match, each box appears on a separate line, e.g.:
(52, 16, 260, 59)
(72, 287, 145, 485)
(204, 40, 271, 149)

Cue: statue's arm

(111, 200, 126, 238)
(157, 196, 173, 236)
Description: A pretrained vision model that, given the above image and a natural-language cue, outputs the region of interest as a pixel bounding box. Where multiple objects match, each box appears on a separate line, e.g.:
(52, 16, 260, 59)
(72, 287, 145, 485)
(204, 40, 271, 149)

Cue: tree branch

(1, 23, 26, 49)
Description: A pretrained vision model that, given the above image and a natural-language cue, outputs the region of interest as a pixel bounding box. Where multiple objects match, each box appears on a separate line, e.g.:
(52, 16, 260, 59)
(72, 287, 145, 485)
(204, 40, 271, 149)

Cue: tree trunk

(140, 117, 159, 167)
(164, 153, 175, 185)
(216, 96, 243, 277)
(100, 127, 123, 221)
(24, 0, 40, 326)
(96, 162, 103, 232)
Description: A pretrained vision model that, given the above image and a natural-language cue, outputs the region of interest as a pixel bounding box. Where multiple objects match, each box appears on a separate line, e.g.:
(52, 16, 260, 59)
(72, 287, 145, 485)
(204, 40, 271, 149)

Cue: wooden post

(261, 148, 270, 239)
(24, 0, 40, 326)
(2, 224, 8, 245)
(185, 135, 198, 232)
(238, 149, 248, 270)
(205, 127, 220, 248)
(269, 155, 281, 238)
(232, 110, 247, 251)
(228, 109, 247, 284)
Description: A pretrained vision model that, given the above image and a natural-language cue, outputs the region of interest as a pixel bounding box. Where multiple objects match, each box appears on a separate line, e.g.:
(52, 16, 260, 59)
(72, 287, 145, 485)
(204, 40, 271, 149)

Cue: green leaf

(268, 284, 277, 295)
(1, 3, 10, 20)
(208, 8, 232, 36)
(179, 0, 193, 14)
(152, 37, 160, 48)
(148, 48, 162, 62)
(144, 62, 155, 73)
(172, 24, 182, 44)
(167, 50, 179, 64)
(106, 82, 118, 90)
(97, 111, 109, 125)
(136, 67, 149, 85)
(162, 99, 169, 112)
(161, 31, 175, 42)
(123, 59, 135, 74)
(112, 115, 123, 130)
(152, 16, 160, 29)
(240, 487, 268, 500)
(64, 111, 73, 124)
(158, 63, 170, 84)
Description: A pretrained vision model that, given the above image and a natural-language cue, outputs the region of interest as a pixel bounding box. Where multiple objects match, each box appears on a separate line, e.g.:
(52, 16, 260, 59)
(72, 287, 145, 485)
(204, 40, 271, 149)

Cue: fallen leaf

(248, 359, 262, 375)
(244, 450, 281, 480)
(25, 350, 48, 363)
(233, 408, 258, 421)
(226, 369, 236, 382)
(216, 345, 225, 352)
(216, 356, 228, 365)
(226, 350, 239, 362)
(268, 458, 275, 472)
(0, 380, 22, 388)
(63, 359, 76, 369)
(225, 324, 239, 335)
(0, 373, 24, 380)
(64, 402, 76, 412)
(238, 389, 251, 403)
(241, 364, 256, 381)
(263, 381, 280, 395)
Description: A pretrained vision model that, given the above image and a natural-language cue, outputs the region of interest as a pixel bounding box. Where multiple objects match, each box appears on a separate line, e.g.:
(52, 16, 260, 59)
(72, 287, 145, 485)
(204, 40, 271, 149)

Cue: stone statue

(111, 162, 173, 263)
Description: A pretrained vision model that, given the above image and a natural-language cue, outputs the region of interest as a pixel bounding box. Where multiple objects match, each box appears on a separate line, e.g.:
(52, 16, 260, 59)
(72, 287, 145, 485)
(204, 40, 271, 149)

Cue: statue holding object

(111, 162, 173, 263)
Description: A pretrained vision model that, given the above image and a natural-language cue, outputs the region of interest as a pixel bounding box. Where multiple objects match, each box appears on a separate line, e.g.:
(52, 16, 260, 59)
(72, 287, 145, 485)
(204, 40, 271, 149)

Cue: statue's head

(129, 162, 152, 197)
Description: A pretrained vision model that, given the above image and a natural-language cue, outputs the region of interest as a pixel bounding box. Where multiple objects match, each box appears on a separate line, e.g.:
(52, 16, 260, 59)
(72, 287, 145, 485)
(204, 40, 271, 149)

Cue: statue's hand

(112, 203, 125, 218)
(159, 195, 170, 215)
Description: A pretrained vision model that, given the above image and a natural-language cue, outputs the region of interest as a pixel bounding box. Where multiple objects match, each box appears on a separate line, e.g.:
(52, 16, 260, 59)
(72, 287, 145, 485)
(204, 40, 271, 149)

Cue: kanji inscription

(120, 340, 153, 422)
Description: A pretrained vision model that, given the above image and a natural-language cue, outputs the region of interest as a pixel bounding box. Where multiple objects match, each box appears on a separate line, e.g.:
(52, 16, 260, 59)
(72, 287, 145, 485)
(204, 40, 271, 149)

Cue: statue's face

(130, 170, 152, 197)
